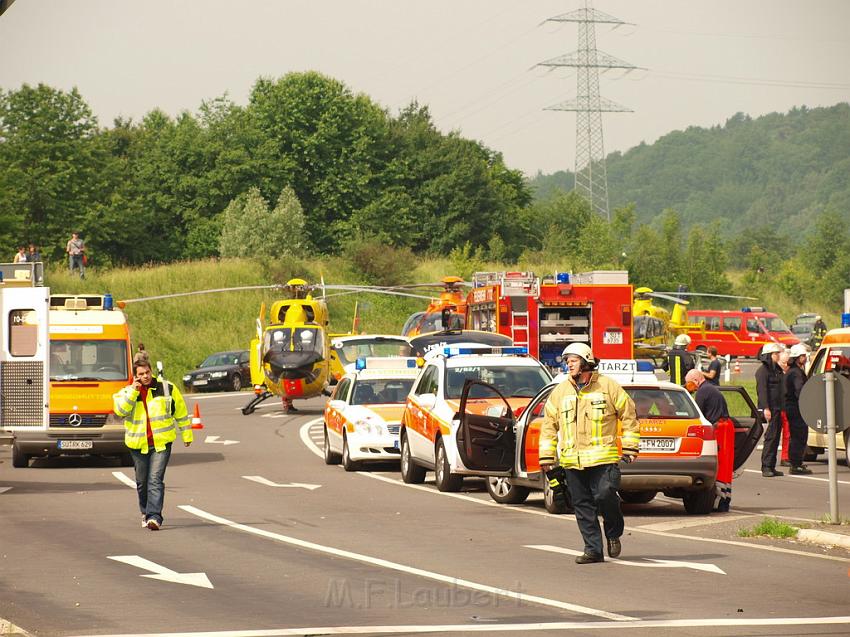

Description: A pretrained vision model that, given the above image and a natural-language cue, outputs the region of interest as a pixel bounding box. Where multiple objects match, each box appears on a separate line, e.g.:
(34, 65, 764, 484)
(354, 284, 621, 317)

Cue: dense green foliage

(0, 76, 527, 265)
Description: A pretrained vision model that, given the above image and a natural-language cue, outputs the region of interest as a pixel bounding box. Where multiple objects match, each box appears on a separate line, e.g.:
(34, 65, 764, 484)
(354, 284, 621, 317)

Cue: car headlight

(210, 371, 228, 378)
(182, 375, 191, 381)
(354, 419, 383, 435)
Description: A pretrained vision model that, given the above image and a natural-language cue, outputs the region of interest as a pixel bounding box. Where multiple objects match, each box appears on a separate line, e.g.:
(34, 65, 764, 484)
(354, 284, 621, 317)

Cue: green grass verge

(738, 518, 799, 539)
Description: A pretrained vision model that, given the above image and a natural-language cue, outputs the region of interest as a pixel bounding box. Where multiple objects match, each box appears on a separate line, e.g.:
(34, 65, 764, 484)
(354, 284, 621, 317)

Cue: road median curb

(797, 528, 850, 550)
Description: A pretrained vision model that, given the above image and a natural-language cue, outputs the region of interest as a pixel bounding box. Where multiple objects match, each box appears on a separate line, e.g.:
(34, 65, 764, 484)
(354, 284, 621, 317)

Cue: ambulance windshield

(445, 365, 549, 399)
(50, 339, 128, 381)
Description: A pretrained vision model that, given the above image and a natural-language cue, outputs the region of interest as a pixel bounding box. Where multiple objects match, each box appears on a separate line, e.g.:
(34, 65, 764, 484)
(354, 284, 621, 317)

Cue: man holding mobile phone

(114, 353, 193, 530)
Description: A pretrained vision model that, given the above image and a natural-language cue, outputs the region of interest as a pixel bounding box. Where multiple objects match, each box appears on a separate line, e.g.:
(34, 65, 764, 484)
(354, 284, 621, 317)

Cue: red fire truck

(465, 271, 634, 369)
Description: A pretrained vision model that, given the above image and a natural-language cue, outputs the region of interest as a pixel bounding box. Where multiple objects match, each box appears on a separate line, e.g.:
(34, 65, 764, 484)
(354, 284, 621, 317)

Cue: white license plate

(58, 440, 93, 450)
(194, 379, 208, 386)
(639, 437, 676, 452)
(603, 331, 624, 344)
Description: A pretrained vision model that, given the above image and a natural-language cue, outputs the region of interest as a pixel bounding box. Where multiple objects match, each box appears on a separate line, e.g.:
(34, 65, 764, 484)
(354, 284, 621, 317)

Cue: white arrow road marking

(179, 505, 635, 621)
(526, 544, 726, 575)
(0, 487, 12, 494)
(111, 471, 136, 488)
(204, 435, 239, 445)
(242, 475, 321, 490)
(107, 555, 213, 589)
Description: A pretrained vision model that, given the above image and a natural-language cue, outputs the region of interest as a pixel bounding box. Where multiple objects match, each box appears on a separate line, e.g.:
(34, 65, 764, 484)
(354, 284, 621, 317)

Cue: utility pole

(537, 1, 638, 221)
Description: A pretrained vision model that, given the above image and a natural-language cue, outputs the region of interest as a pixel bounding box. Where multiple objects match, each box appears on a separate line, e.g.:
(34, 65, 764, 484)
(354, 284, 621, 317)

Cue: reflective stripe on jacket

(113, 379, 192, 453)
(538, 372, 640, 469)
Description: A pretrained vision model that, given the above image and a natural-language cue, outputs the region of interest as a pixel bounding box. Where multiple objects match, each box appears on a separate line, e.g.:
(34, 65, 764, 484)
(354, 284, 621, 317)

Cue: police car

(399, 345, 551, 491)
(455, 359, 763, 514)
(323, 357, 420, 471)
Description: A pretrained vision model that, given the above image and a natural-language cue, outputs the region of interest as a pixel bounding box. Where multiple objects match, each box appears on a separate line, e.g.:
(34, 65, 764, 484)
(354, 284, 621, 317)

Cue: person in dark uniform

(785, 344, 813, 475)
(756, 343, 786, 477)
(663, 334, 695, 386)
(702, 346, 722, 385)
(812, 316, 827, 349)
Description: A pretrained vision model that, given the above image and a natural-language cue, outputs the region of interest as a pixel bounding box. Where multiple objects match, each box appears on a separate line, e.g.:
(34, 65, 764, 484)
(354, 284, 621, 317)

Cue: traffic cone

(733, 358, 742, 374)
(191, 403, 204, 429)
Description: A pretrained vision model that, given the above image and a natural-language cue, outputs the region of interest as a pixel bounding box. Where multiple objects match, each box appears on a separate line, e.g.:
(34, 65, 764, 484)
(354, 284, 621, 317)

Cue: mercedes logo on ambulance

(68, 413, 83, 427)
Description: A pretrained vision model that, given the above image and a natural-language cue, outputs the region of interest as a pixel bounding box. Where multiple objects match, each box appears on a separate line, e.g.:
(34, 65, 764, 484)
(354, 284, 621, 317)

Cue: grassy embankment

(42, 258, 830, 392)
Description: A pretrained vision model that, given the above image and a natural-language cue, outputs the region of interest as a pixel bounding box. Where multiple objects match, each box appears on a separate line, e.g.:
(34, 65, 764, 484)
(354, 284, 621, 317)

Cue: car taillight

(686, 424, 715, 440)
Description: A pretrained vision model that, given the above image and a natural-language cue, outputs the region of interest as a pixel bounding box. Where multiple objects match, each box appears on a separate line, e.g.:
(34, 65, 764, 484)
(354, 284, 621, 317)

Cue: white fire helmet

(561, 343, 595, 364)
(762, 342, 783, 355)
(788, 343, 809, 359)
(674, 334, 691, 347)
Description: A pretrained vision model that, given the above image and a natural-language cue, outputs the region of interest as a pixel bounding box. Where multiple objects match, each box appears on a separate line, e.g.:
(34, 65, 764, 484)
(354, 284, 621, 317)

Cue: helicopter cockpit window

(264, 327, 322, 354)
(634, 315, 664, 339)
(417, 312, 466, 334)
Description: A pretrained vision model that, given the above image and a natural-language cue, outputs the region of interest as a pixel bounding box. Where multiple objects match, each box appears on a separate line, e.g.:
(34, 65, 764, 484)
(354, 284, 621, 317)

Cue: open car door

(455, 379, 515, 475)
(719, 385, 764, 470)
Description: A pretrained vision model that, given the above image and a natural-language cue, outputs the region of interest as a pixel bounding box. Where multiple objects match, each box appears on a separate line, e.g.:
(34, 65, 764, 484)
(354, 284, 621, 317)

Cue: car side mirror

(417, 393, 437, 409)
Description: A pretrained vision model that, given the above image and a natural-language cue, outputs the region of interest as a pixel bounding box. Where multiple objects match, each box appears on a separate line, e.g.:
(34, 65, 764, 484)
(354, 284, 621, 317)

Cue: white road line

(526, 545, 726, 575)
(637, 514, 752, 532)
(107, 555, 214, 589)
(65, 615, 850, 636)
(178, 504, 634, 622)
(0, 487, 12, 495)
(298, 421, 850, 564)
(112, 471, 136, 488)
(744, 468, 850, 486)
(655, 495, 818, 524)
(241, 476, 321, 490)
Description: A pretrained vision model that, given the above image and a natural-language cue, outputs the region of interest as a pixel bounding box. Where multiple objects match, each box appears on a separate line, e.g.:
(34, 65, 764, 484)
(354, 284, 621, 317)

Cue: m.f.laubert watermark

(324, 578, 526, 610)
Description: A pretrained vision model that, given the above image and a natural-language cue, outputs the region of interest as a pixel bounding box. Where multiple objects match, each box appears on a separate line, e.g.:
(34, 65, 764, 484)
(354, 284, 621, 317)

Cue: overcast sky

(1, 0, 848, 176)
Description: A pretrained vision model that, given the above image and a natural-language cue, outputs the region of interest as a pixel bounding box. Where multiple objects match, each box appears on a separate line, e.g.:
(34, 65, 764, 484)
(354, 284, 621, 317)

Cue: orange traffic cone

(191, 403, 204, 429)
(733, 358, 742, 374)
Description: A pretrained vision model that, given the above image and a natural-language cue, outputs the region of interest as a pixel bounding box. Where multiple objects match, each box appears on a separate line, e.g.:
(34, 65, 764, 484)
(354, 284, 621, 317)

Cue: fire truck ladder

(511, 311, 530, 348)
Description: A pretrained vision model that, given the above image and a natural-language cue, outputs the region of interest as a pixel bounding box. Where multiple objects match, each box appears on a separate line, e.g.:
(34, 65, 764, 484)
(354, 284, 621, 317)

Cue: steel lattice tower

(538, 1, 637, 221)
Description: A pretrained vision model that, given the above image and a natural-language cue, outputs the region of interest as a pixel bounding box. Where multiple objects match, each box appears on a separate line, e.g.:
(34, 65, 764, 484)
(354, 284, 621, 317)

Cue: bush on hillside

(343, 235, 414, 287)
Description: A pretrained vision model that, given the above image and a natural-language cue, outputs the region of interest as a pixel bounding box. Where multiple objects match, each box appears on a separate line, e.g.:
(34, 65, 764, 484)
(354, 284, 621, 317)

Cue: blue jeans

(69, 254, 85, 278)
(130, 443, 171, 524)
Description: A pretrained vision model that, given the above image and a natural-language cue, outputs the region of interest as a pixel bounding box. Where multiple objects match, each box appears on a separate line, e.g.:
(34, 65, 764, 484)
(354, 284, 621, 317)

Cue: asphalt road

(2, 391, 849, 637)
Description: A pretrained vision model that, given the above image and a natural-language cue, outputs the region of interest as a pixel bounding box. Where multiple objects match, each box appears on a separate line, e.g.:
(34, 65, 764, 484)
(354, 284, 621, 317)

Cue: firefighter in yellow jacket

(539, 343, 640, 564)
(113, 353, 192, 530)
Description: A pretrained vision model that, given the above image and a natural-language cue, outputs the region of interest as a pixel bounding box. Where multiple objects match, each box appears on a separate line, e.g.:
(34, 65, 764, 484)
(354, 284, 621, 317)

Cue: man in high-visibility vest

(539, 343, 640, 564)
(113, 354, 192, 530)
(663, 334, 695, 385)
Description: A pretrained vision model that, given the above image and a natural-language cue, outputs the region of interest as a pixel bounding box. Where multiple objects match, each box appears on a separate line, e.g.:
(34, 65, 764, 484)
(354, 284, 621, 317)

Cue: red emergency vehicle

(685, 308, 799, 357)
(465, 271, 633, 369)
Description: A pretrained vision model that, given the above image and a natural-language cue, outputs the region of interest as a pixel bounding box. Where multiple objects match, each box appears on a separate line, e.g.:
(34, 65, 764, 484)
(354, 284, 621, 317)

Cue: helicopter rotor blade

(320, 286, 436, 301)
(121, 285, 285, 304)
(655, 292, 758, 301)
(647, 292, 690, 305)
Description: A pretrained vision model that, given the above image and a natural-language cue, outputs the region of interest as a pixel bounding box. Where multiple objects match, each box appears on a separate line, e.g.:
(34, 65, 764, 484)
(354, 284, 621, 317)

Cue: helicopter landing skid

(241, 391, 273, 415)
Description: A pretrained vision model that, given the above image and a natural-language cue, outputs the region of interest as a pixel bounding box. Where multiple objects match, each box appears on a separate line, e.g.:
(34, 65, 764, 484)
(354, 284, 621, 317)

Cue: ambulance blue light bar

(356, 357, 418, 370)
(442, 346, 528, 357)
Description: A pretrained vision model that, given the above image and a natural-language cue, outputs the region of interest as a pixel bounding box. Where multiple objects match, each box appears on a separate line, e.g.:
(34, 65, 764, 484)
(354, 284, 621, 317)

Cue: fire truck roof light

(742, 306, 766, 312)
(442, 346, 528, 357)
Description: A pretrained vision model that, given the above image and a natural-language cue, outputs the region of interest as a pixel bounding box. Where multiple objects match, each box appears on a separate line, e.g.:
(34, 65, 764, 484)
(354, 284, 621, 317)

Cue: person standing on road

(785, 344, 813, 475)
(812, 316, 827, 349)
(756, 342, 786, 477)
(66, 231, 86, 279)
(778, 349, 792, 467)
(113, 354, 193, 530)
(702, 346, 722, 385)
(663, 334, 695, 386)
(686, 369, 733, 511)
(539, 343, 640, 564)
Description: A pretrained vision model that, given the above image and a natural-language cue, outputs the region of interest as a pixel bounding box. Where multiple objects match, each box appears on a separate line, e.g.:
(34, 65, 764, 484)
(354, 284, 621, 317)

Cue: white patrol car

(323, 357, 420, 471)
(399, 345, 551, 491)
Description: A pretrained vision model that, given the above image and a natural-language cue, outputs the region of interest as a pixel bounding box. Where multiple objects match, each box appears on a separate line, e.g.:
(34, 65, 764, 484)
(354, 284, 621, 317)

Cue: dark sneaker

(761, 469, 784, 477)
(607, 537, 622, 558)
(575, 553, 604, 564)
(146, 519, 161, 531)
(790, 465, 813, 475)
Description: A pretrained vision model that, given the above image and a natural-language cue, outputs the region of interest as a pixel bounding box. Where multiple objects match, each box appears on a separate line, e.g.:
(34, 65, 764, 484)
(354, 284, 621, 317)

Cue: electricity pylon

(538, 1, 638, 221)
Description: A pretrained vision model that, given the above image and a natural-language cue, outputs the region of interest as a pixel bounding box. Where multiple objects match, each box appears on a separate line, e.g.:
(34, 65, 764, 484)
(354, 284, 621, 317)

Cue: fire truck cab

(0, 263, 49, 449)
(465, 271, 633, 370)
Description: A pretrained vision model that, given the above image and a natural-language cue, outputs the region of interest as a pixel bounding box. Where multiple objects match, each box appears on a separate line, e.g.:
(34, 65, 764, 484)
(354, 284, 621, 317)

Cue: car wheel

(231, 374, 242, 392)
(620, 490, 657, 504)
(486, 476, 530, 504)
(434, 439, 463, 492)
(323, 426, 341, 465)
(803, 446, 820, 462)
(342, 434, 361, 472)
(120, 453, 134, 467)
(400, 433, 425, 484)
(543, 472, 571, 514)
(683, 488, 715, 515)
(11, 444, 29, 468)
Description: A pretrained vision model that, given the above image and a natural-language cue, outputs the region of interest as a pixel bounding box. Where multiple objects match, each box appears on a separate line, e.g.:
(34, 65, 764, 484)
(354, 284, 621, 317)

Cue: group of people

(12, 243, 41, 264)
(10, 232, 87, 279)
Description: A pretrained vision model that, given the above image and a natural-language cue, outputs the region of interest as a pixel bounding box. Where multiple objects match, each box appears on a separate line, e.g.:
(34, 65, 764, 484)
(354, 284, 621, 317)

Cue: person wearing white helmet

(538, 342, 640, 564)
(784, 344, 813, 475)
(756, 342, 786, 477)
(662, 333, 695, 386)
